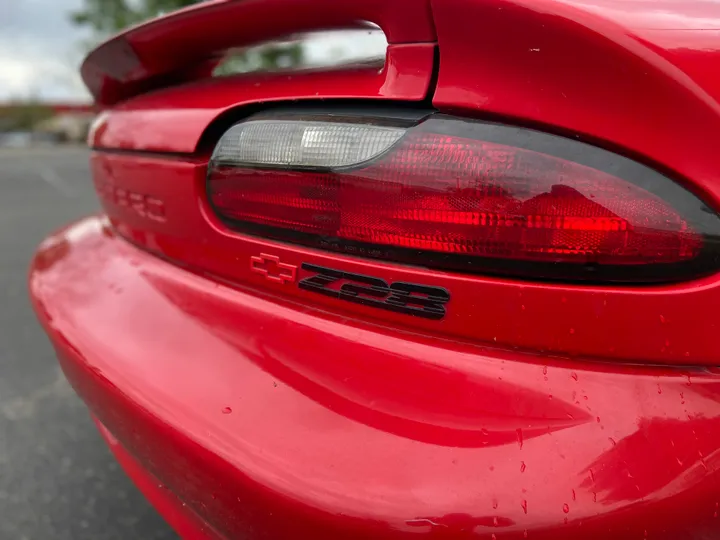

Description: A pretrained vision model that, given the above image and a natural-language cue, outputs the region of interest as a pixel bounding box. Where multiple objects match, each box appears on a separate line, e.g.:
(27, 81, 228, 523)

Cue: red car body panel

(96, 420, 222, 540)
(81, 0, 435, 105)
(30, 218, 720, 539)
(89, 45, 436, 153)
(431, 0, 720, 207)
(93, 151, 720, 367)
(81, 0, 436, 105)
(29, 0, 720, 538)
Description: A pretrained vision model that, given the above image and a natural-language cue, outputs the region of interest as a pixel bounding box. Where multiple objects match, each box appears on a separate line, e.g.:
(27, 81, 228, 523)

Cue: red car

(29, 0, 720, 538)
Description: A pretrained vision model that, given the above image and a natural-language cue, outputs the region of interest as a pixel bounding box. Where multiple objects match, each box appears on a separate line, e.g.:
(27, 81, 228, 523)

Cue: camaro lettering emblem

(299, 263, 450, 320)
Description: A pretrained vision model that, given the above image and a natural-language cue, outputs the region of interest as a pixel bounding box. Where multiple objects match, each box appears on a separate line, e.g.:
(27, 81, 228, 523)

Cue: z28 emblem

(299, 263, 450, 320)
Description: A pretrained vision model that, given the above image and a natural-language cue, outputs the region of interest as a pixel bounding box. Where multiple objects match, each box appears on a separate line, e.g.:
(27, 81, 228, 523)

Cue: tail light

(207, 111, 720, 282)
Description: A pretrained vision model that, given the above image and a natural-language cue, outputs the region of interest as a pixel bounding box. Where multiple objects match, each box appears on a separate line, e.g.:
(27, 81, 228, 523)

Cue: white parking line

(37, 168, 75, 197)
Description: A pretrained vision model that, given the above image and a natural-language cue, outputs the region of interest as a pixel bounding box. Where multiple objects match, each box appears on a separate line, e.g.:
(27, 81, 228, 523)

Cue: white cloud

(0, 0, 91, 101)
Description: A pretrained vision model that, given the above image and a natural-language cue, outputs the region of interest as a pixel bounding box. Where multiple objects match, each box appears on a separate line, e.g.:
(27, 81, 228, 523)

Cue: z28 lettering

(299, 263, 450, 320)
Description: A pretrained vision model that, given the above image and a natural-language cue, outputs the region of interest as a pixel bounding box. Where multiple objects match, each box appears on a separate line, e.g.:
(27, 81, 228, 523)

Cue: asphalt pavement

(0, 147, 177, 539)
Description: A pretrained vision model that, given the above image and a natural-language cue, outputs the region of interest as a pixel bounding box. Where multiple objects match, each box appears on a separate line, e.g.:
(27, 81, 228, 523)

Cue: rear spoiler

(81, 0, 436, 106)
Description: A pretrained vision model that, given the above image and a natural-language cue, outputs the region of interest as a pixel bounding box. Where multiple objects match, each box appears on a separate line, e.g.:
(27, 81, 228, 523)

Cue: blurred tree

(70, 0, 304, 74)
(70, 0, 197, 34)
(0, 102, 55, 131)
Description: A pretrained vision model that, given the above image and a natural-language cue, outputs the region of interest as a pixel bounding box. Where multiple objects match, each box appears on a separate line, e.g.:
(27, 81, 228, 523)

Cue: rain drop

(571, 372, 578, 382)
(222, 407, 232, 414)
(520, 461, 527, 473)
(521, 500, 528, 514)
(563, 503, 570, 514)
(608, 437, 617, 446)
(517, 428, 524, 449)
(572, 489, 576, 501)
(492, 498, 499, 510)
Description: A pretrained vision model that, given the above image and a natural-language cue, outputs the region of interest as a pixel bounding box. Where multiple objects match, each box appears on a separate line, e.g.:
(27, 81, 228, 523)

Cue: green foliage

(70, 0, 304, 73)
(0, 103, 55, 131)
(70, 0, 198, 34)
(214, 43, 305, 76)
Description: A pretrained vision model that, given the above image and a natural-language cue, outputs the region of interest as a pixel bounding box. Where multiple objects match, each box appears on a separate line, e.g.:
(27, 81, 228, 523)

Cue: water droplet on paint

(563, 503, 570, 514)
(520, 461, 527, 473)
(521, 500, 528, 514)
(222, 407, 232, 414)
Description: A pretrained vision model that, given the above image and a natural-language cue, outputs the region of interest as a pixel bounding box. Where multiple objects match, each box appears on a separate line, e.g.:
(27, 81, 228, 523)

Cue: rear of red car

(29, 0, 720, 538)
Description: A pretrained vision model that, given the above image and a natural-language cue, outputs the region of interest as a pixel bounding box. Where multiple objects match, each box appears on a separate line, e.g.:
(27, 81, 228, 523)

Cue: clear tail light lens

(207, 112, 720, 282)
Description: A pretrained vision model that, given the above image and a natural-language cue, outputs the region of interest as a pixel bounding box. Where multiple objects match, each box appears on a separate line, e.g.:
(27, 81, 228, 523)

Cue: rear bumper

(30, 216, 720, 540)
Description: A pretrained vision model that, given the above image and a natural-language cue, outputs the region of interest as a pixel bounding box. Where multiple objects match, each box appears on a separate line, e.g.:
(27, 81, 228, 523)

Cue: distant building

(0, 102, 97, 143)
(35, 103, 97, 143)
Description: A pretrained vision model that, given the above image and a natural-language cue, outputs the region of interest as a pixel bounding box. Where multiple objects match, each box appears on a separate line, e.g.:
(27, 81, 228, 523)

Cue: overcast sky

(0, 0, 385, 104)
(1, 0, 91, 102)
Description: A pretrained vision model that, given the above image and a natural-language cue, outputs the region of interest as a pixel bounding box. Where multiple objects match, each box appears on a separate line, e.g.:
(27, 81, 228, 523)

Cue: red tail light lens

(208, 113, 720, 282)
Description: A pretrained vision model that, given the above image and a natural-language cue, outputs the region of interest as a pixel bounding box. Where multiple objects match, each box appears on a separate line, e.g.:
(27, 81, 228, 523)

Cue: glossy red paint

(30, 217, 720, 539)
(95, 421, 221, 540)
(30, 0, 720, 538)
(82, 0, 436, 105)
(431, 0, 720, 208)
(92, 151, 720, 367)
(89, 43, 436, 153)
